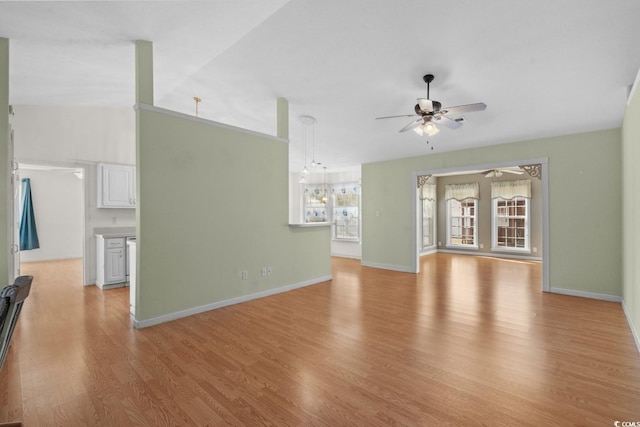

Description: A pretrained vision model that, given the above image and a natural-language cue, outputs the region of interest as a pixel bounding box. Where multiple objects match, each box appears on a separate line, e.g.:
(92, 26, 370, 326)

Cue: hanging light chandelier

(299, 115, 315, 183)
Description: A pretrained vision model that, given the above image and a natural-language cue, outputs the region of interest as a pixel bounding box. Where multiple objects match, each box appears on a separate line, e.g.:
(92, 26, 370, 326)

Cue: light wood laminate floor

(1, 255, 639, 426)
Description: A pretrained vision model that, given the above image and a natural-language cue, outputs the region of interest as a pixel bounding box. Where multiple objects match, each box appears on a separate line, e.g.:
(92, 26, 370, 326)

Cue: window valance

(419, 183, 436, 201)
(445, 182, 479, 201)
(491, 179, 531, 199)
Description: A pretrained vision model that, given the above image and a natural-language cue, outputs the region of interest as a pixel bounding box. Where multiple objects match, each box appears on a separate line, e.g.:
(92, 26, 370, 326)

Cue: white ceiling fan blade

(482, 169, 500, 178)
(434, 115, 463, 129)
(399, 118, 423, 133)
(375, 114, 418, 120)
(417, 98, 433, 113)
(440, 103, 487, 115)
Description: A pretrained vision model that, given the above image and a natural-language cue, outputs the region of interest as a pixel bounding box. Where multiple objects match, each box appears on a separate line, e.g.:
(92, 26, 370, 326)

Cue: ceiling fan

(376, 74, 486, 136)
(482, 168, 524, 178)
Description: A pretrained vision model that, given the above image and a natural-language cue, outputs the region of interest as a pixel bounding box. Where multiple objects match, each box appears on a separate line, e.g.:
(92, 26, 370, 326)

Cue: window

(303, 184, 328, 223)
(332, 183, 360, 241)
(422, 197, 435, 248)
(447, 198, 478, 247)
(419, 180, 436, 250)
(445, 183, 479, 248)
(491, 180, 531, 252)
(493, 198, 529, 251)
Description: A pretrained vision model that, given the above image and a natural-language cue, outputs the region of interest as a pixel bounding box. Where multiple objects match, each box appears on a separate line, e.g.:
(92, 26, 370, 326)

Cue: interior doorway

(16, 163, 85, 285)
(412, 158, 549, 291)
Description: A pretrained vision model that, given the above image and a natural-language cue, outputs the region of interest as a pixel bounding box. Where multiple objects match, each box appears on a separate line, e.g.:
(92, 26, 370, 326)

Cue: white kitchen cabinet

(97, 163, 136, 208)
(96, 236, 126, 288)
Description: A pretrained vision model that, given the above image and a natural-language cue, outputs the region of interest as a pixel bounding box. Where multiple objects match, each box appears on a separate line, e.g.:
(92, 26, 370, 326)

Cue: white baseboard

(97, 282, 127, 290)
(437, 249, 542, 261)
(622, 300, 640, 355)
(549, 287, 622, 302)
(361, 261, 414, 273)
(133, 275, 332, 329)
(419, 248, 438, 256)
(331, 253, 362, 260)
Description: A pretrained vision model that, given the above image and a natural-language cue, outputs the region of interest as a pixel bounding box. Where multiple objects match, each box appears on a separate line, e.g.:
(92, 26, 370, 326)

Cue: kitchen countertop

(94, 227, 136, 238)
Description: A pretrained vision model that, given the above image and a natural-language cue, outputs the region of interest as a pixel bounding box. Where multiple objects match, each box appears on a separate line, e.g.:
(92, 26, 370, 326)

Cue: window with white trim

(445, 183, 479, 248)
(303, 184, 328, 223)
(332, 183, 360, 241)
(418, 179, 436, 250)
(491, 180, 531, 252)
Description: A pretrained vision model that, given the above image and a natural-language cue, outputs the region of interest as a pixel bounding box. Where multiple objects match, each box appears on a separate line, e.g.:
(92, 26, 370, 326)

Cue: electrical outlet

(479, 243, 484, 249)
(267, 266, 272, 276)
(533, 247, 538, 253)
(241, 271, 248, 280)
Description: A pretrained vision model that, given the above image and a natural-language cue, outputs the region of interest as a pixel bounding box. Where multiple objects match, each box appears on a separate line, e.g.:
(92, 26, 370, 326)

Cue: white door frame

(8, 126, 19, 281)
(16, 161, 87, 286)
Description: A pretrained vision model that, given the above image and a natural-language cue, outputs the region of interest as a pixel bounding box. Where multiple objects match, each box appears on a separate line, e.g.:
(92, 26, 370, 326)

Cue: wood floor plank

(0, 255, 639, 425)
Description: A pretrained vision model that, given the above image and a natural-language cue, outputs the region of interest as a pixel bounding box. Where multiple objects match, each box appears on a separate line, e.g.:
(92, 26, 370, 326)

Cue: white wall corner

(627, 67, 640, 106)
(622, 299, 640, 355)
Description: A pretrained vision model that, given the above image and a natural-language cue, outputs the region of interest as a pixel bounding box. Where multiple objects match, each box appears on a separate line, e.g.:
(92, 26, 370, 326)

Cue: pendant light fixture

(321, 166, 328, 204)
(193, 97, 202, 117)
(309, 117, 321, 167)
(299, 115, 315, 183)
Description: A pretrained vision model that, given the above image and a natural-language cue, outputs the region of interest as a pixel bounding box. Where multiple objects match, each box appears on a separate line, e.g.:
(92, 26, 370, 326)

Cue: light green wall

(363, 128, 622, 295)
(0, 39, 9, 283)
(622, 81, 640, 346)
(135, 40, 154, 105)
(135, 107, 331, 322)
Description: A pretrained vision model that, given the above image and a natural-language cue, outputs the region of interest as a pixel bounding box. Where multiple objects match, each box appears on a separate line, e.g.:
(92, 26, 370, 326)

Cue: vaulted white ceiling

(2, 1, 640, 172)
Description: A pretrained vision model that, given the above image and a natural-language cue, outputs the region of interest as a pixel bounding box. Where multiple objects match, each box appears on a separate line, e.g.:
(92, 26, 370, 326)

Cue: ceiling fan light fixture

(425, 123, 440, 136)
(413, 125, 425, 136)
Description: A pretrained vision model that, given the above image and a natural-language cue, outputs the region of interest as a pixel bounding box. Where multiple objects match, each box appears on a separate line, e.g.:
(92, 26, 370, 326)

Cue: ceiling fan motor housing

(415, 100, 442, 115)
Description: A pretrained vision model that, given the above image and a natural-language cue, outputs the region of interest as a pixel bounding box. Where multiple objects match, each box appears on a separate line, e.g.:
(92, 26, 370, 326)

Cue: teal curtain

(19, 178, 40, 251)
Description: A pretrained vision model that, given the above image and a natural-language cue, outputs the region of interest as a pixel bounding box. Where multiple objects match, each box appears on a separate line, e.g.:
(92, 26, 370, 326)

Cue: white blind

(445, 182, 479, 201)
(419, 183, 436, 201)
(491, 179, 531, 199)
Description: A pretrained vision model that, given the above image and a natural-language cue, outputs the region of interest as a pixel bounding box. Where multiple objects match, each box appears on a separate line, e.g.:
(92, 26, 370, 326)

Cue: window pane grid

(448, 199, 477, 247)
(495, 198, 528, 249)
(422, 198, 435, 248)
(332, 184, 360, 241)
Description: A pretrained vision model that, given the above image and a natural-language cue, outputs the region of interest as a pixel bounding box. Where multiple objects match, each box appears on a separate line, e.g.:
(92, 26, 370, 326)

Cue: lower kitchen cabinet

(96, 236, 126, 288)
